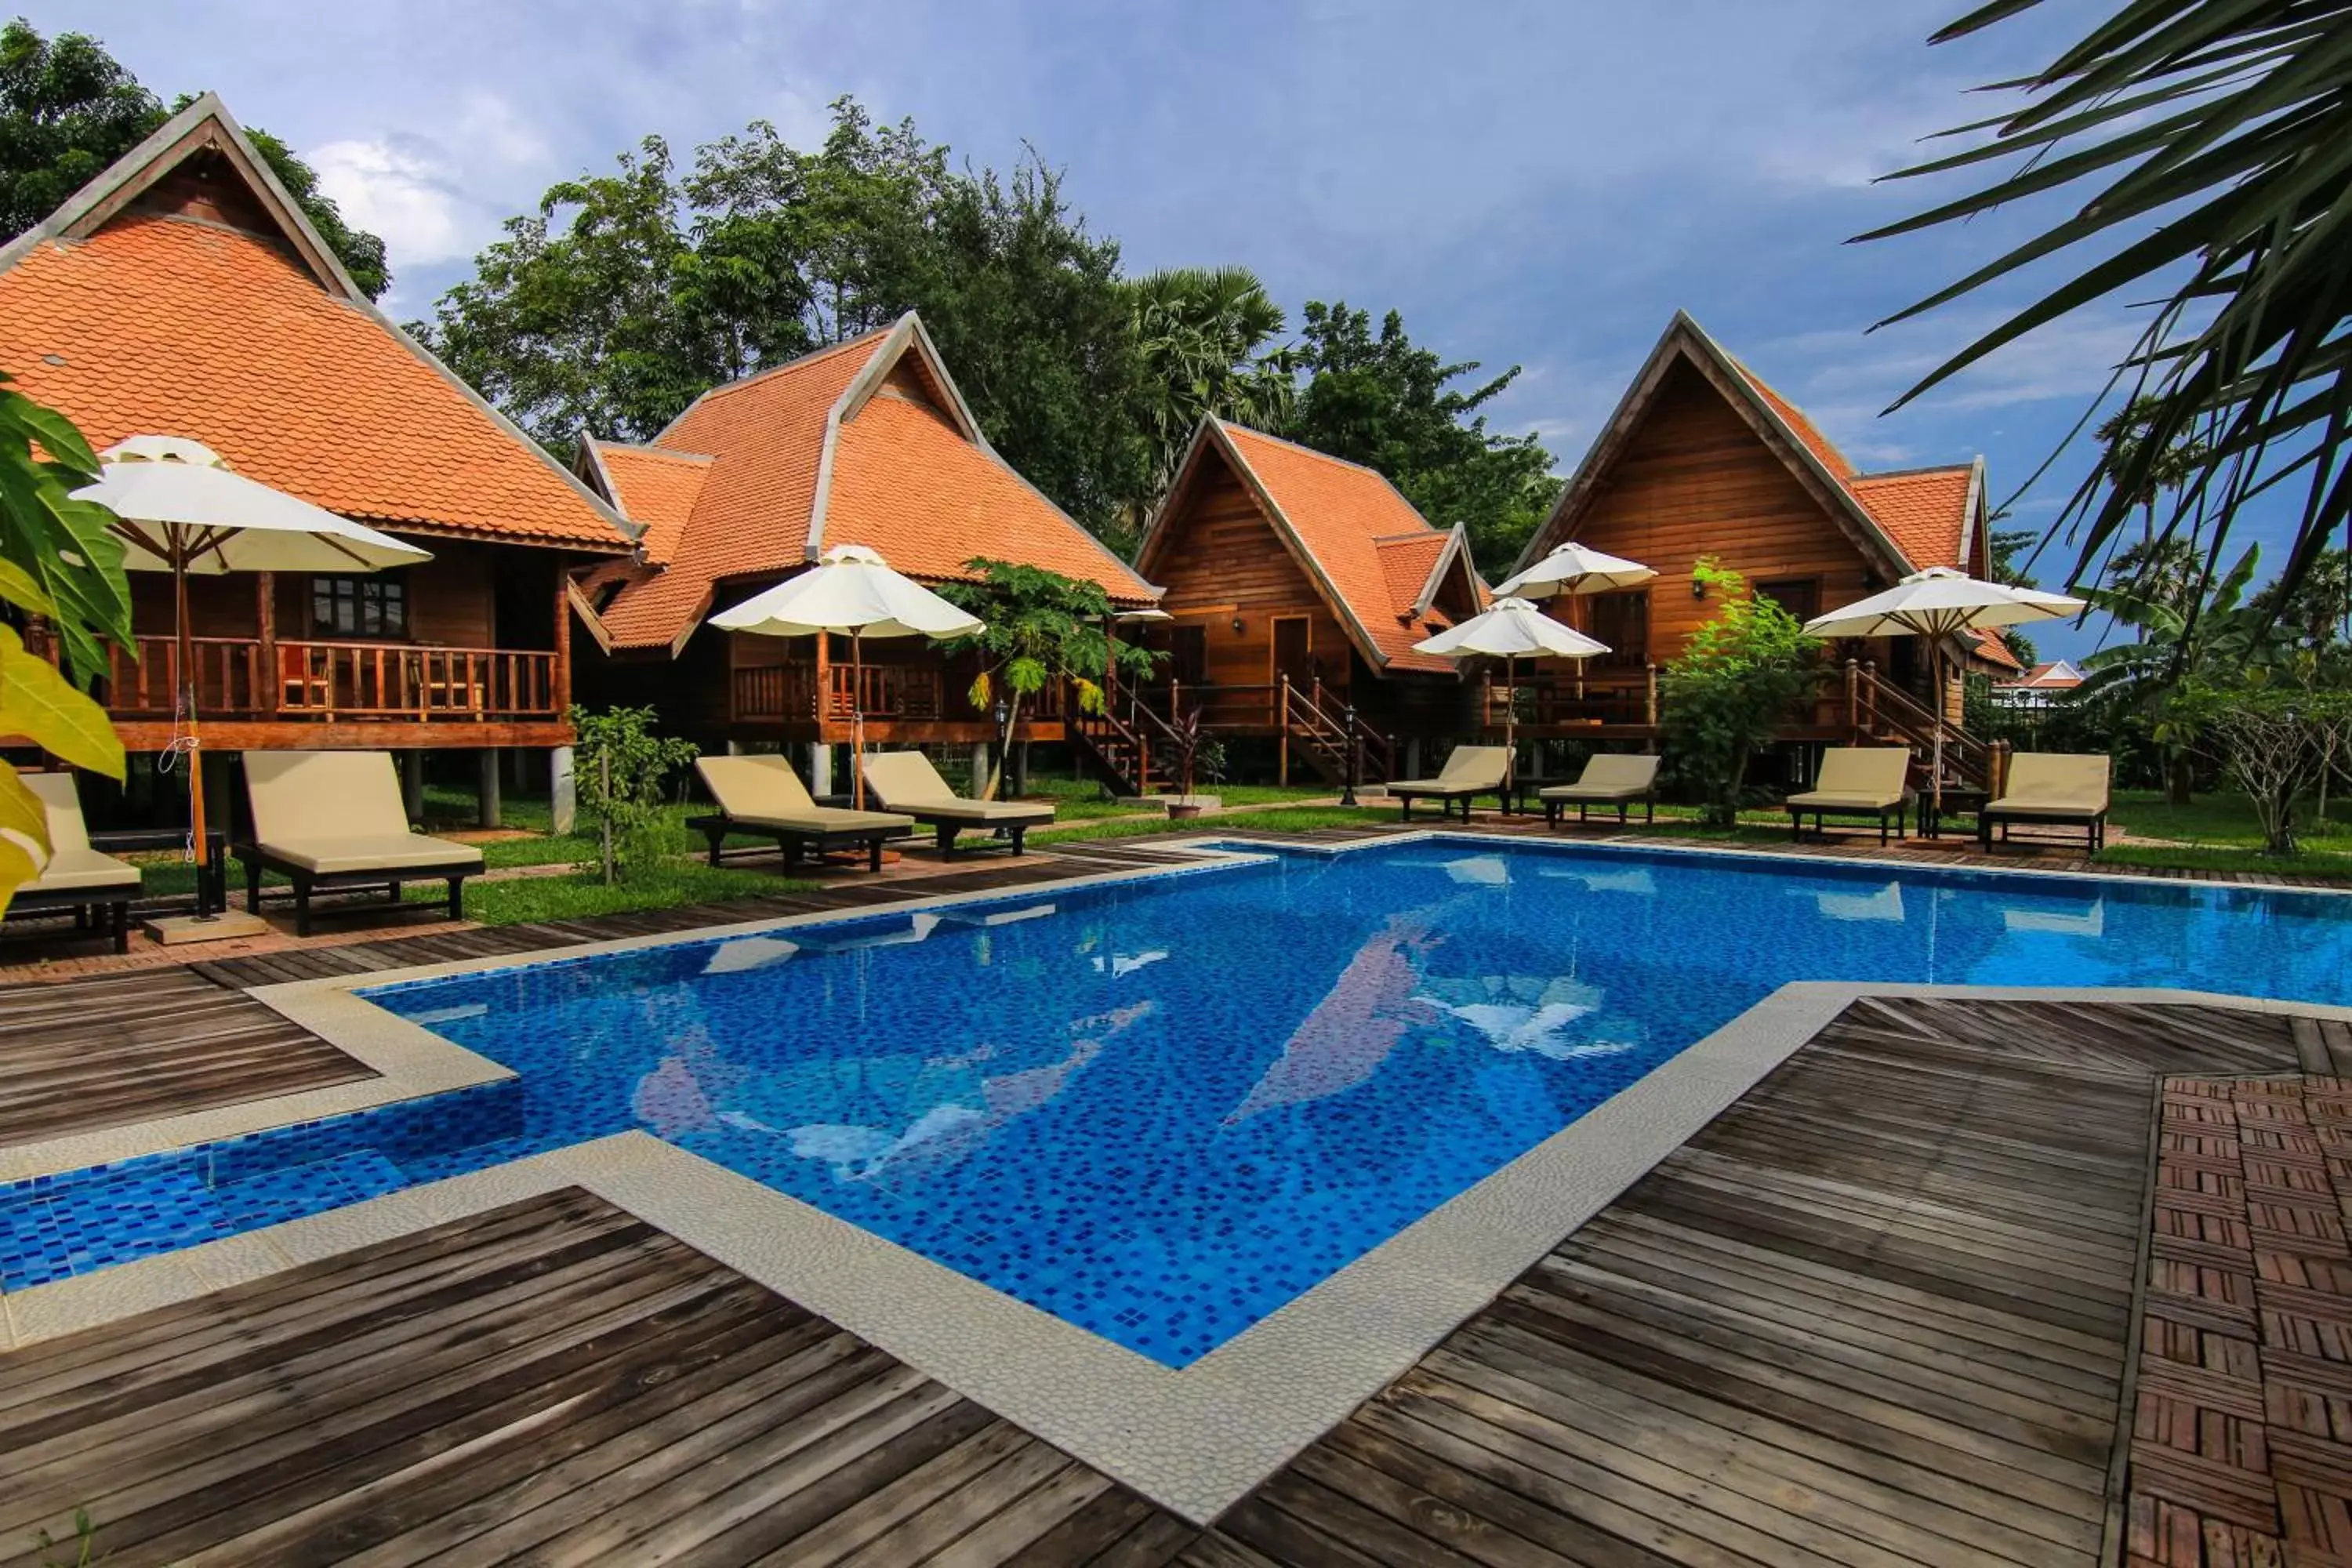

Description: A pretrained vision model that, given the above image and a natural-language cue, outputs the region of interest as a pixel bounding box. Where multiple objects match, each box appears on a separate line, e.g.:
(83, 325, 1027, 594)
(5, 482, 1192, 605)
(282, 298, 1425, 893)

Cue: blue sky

(50, 0, 2237, 660)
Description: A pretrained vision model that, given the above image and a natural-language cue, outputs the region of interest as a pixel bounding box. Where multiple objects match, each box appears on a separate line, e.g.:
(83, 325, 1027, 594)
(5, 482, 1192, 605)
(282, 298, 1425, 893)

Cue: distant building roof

(0, 95, 631, 553)
(575, 314, 1160, 653)
(2003, 659, 2085, 689)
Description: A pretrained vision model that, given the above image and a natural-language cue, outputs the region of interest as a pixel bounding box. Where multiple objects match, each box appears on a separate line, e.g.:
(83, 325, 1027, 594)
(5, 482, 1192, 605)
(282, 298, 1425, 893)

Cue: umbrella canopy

(77, 437, 430, 575)
(1803, 567, 2085, 815)
(710, 545, 983, 811)
(1414, 597, 1611, 661)
(710, 543, 982, 640)
(1802, 566, 2083, 641)
(1493, 541, 1657, 600)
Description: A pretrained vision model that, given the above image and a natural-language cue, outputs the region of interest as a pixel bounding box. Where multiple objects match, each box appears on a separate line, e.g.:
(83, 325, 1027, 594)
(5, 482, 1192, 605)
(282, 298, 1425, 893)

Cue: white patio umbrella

(1803, 566, 2085, 816)
(710, 544, 982, 809)
(72, 436, 430, 874)
(1414, 597, 1610, 785)
(1493, 540, 1658, 599)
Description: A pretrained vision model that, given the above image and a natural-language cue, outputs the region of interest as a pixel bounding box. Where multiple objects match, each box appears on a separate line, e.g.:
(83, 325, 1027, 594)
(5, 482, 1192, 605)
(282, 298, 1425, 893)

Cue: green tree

(1861, 1, 2352, 604)
(1660, 558, 1820, 827)
(2078, 543, 2269, 804)
(1126, 265, 1298, 505)
(0, 20, 390, 297)
(0, 370, 133, 908)
(568, 705, 698, 884)
(935, 558, 1157, 800)
(1280, 302, 1559, 576)
(416, 100, 1148, 538)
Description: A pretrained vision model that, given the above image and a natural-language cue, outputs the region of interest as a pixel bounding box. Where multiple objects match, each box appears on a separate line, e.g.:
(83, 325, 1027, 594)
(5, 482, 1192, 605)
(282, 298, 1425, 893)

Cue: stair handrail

(1851, 662, 1989, 786)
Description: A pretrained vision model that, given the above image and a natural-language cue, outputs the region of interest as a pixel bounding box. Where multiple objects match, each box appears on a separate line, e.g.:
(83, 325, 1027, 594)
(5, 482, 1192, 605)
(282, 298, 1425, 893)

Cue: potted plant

(1165, 707, 1211, 818)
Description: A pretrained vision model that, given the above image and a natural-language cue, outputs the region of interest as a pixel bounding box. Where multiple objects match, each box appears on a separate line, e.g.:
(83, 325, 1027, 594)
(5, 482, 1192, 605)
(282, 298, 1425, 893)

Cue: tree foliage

(0, 372, 132, 912)
(1279, 302, 1560, 577)
(1659, 558, 1821, 827)
(2197, 673, 2352, 855)
(1861, 1, 2352, 604)
(935, 558, 1157, 799)
(1127, 265, 1298, 507)
(568, 705, 698, 884)
(0, 20, 390, 297)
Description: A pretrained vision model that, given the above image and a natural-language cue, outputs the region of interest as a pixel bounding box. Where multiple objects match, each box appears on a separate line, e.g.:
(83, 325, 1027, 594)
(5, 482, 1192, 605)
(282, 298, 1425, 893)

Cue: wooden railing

(99, 635, 558, 721)
(1483, 668, 1658, 730)
(1281, 677, 1395, 783)
(1843, 659, 1990, 789)
(731, 659, 1065, 726)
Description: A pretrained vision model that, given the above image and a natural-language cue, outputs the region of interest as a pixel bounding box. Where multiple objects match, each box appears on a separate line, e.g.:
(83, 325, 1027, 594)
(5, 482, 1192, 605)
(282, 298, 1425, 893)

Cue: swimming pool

(5, 838, 2348, 1363)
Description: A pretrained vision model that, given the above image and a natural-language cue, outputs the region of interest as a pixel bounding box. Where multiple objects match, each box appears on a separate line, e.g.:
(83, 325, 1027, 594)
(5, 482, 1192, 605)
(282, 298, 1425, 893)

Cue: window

(310, 575, 407, 639)
(1586, 590, 1650, 668)
(1169, 624, 1207, 686)
(1756, 578, 1820, 623)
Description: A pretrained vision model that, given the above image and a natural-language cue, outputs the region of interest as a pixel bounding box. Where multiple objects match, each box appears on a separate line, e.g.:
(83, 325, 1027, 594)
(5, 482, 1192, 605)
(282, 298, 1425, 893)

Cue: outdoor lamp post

(1341, 702, 1361, 808)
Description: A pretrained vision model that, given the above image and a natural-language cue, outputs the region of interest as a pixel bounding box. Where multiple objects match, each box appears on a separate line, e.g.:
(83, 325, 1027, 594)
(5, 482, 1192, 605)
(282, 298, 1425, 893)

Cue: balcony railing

(731, 659, 1065, 726)
(98, 634, 559, 722)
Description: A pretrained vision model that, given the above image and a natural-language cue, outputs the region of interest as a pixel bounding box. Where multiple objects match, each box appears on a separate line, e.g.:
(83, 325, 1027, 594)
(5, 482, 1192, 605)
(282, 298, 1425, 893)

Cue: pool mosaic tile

(6, 840, 2350, 1366)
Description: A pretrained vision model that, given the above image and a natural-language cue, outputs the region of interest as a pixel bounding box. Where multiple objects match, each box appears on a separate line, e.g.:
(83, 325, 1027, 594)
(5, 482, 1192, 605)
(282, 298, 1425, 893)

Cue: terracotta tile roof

(589, 320, 1156, 652)
(586, 441, 710, 567)
(1969, 627, 2027, 672)
(2008, 659, 2083, 688)
(1846, 466, 1979, 575)
(0, 213, 629, 551)
(1730, 361, 1858, 481)
(1218, 423, 1470, 674)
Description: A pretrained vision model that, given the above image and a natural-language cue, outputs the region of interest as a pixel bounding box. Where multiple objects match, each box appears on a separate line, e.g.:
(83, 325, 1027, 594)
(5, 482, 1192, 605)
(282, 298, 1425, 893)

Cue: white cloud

(309, 137, 471, 266)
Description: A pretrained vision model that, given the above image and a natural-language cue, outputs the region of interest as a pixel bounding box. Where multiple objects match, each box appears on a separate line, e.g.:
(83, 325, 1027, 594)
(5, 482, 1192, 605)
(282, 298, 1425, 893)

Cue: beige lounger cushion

(19, 772, 139, 893)
(1786, 747, 1911, 811)
(244, 751, 482, 874)
(1541, 753, 1660, 801)
(1394, 745, 1512, 795)
(861, 753, 1054, 825)
(696, 755, 913, 835)
(1988, 753, 2111, 816)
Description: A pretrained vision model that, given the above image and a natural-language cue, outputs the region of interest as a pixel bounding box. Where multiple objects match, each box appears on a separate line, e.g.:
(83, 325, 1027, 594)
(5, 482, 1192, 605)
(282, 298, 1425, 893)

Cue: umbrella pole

(173, 525, 209, 874)
(850, 630, 866, 812)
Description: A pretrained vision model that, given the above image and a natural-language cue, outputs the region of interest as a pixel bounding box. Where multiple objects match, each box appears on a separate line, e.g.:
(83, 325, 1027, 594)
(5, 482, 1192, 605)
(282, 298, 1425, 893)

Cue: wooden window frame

(308, 574, 408, 641)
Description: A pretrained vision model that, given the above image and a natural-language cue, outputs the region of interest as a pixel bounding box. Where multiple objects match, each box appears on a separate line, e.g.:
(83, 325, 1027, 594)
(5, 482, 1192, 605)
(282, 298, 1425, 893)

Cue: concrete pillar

(807, 742, 833, 797)
(477, 750, 503, 829)
(550, 746, 576, 835)
(397, 751, 424, 822)
(1010, 742, 1030, 798)
(968, 742, 992, 797)
(726, 739, 746, 757)
(1403, 738, 1425, 780)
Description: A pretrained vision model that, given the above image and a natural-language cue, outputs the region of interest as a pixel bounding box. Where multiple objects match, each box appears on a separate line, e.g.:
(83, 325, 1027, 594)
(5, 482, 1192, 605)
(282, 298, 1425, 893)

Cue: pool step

(209, 1148, 410, 1229)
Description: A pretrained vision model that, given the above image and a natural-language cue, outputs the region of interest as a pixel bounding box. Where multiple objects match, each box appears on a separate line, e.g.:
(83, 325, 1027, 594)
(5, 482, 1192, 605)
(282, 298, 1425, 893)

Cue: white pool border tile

(6, 829, 2347, 1522)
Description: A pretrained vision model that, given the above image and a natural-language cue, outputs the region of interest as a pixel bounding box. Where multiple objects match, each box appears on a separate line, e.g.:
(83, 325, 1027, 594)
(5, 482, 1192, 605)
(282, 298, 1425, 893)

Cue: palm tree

(1860, 2, 2352, 604)
(1127, 267, 1298, 503)
(2093, 396, 2211, 546)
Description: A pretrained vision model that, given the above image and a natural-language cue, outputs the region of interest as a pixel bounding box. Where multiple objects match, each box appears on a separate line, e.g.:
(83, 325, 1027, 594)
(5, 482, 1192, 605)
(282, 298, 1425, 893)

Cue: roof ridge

(1848, 463, 1978, 483)
(1372, 529, 1445, 546)
(595, 439, 716, 464)
(685, 328, 892, 408)
(1218, 420, 1395, 483)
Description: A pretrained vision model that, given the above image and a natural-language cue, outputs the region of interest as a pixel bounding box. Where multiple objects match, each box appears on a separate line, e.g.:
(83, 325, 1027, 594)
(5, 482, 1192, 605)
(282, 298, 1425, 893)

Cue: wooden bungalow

(566, 312, 1162, 791)
(1501, 311, 2024, 786)
(0, 95, 636, 829)
(1128, 420, 1488, 784)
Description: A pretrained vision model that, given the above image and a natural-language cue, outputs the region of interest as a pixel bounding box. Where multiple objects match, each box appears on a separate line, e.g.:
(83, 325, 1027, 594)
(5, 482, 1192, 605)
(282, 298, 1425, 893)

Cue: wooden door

(1587, 590, 1650, 669)
(1272, 615, 1312, 688)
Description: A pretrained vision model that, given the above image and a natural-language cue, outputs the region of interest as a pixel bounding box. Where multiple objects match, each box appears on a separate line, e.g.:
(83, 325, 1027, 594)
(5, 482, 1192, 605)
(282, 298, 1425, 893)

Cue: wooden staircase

(1069, 696, 1175, 797)
(1279, 678, 1392, 787)
(1846, 660, 1991, 795)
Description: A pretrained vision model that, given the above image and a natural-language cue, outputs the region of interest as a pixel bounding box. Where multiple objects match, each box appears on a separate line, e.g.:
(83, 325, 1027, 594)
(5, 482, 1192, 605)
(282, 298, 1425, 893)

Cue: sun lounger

(1980, 753, 2111, 852)
(1541, 753, 1661, 828)
(236, 751, 481, 936)
(1784, 747, 1913, 844)
(690, 755, 913, 873)
(1389, 746, 1512, 821)
(6, 771, 141, 953)
(859, 751, 1054, 858)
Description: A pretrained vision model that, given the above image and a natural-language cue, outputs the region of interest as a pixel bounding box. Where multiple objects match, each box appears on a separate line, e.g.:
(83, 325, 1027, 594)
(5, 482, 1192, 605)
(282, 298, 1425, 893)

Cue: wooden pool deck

(2, 826, 2349, 1563)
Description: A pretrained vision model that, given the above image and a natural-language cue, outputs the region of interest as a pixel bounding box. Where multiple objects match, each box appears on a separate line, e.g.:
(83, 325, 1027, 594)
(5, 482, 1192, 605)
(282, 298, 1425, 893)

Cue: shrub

(1658, 558, 1819, 826)
(569, 705, 698, 884)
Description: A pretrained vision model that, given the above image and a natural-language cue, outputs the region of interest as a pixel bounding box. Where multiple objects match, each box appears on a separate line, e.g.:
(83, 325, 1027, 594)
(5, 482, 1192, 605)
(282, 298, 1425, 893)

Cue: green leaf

(0, 626, 125, 779)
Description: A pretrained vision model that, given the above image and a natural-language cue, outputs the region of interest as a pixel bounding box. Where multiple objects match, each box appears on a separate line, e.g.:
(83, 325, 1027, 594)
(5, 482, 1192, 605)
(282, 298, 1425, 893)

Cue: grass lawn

(401, 862, 817, 926)
(1032, 804, 1395, 844)
(2100, 788, 2352, 879)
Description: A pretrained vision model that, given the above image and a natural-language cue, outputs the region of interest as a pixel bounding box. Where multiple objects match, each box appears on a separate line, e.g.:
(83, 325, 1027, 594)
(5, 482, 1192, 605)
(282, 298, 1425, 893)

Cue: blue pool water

(6, 839, 2349, 1363)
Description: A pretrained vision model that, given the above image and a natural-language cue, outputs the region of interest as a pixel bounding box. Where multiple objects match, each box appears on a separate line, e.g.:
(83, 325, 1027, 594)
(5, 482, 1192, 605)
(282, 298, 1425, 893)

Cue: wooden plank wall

(1554, 359, 1881, 665)
(1147, 463, 1354, 699)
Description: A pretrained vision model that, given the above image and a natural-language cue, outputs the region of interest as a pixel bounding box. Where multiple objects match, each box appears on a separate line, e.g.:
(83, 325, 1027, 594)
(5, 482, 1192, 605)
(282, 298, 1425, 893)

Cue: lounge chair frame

(1390, 746, 1513, 822)
(858, 751, 1051, 858)
(686, 815, 905, 874)
(237, 848, 475, 938)
(1976, 753, 2112, 854)
(1540, 754, 1661, 829)
(1787, 799, 1911, 846)
(4, 883, 132, 954)
(1979, 810, 2108, 853)
(1544, 795, 1657, 829)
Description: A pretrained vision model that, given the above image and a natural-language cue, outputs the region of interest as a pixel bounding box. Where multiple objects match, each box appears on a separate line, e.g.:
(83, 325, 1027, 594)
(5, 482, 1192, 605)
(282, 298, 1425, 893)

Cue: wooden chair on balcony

(279, 643, 331, 713)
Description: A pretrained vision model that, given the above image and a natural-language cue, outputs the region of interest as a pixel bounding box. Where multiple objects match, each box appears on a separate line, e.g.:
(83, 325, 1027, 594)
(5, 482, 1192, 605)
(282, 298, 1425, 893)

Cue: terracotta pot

(1165, 800, 1207, 821)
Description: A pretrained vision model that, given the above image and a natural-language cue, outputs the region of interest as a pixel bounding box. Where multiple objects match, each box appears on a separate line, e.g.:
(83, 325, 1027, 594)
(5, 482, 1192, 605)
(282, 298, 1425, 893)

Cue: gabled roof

(1138, 421, 1486, 675)
(574, 314, 1159, 652)
(0, 95, 632, 553)
(2005, 658, 2082, 688)
(1515, 311, 1986, 585)
(1969, 627, 2027, 673)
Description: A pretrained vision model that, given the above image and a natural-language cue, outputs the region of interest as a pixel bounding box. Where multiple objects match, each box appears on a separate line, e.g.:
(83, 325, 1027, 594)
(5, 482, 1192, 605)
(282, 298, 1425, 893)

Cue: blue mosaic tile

(5, 841, 2350, 1363)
